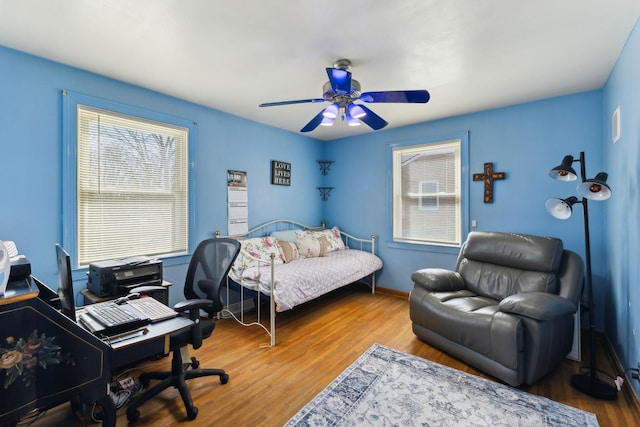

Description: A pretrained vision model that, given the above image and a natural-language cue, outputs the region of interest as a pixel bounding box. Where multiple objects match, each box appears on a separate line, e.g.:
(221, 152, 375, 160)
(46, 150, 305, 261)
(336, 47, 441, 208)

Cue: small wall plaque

(271, 160, 291, 186)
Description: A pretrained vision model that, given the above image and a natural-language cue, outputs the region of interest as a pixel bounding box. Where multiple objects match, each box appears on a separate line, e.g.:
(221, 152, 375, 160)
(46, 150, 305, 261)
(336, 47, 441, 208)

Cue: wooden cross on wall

(473, 162, 506, 203)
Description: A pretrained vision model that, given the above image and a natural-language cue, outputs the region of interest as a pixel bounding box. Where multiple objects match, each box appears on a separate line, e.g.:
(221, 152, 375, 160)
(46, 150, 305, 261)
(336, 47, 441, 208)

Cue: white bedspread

(239, 249, 383, 312)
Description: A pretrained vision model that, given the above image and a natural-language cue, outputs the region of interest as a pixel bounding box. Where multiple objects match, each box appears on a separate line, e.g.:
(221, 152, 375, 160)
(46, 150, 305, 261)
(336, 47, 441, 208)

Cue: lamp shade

(545, 196, 579, 220)
(548, 155, 578, 181)
(320, 116, 336, 126)
(322, 103, 340, 119)
(345, 110, 361, 126)
(577, 172, 611, 200)
(347, 103, 366, 119)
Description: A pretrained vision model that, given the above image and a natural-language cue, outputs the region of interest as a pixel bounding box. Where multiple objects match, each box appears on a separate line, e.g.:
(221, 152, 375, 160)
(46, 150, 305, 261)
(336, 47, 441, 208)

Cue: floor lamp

(545, 151, 616, 400)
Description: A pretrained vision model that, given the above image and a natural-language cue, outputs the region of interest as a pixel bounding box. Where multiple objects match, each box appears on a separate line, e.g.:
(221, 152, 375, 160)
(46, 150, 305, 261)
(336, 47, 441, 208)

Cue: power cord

(15, 409, 48, 426)
(90, 375, 145, 422)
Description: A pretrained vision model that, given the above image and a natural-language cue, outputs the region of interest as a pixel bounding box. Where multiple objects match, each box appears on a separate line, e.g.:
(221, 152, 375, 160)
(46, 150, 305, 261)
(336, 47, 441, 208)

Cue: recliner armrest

(499, 292, 576, 320)
(411, 268, 466, 292)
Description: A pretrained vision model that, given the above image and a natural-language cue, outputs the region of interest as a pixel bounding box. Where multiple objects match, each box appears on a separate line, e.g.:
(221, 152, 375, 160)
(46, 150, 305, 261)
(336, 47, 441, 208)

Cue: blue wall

(603, 17, 640, 400)
(3, 21, 638, 398)
(324, 92, 606, 316)
(0, 45, 323, 305)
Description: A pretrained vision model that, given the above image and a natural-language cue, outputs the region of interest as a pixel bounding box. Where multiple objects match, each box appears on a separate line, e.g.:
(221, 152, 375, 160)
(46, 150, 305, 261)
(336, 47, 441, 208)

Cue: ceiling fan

(259, 59, 430, 133)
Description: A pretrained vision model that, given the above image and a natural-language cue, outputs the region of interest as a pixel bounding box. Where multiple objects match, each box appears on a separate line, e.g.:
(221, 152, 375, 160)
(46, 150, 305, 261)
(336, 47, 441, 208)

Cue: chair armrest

(174, 299, 215, 350)
(174, 298, 214, 319)
(499, 292, 577, 321)
(411, 268, 466, 292)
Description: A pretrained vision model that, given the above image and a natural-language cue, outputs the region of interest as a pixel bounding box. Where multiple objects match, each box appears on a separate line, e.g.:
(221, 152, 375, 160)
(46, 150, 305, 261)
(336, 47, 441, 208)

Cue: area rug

(285, 343, 598, 426)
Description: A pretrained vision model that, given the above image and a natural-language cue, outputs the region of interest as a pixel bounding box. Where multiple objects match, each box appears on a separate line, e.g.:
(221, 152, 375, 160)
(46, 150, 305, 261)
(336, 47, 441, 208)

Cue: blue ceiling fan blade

(300, 110, 327, 132)
(326, 68, 352, 94)
(259, 98, 325, 107)
(356, 104, 388, 130)
(360, 90, 430, 103)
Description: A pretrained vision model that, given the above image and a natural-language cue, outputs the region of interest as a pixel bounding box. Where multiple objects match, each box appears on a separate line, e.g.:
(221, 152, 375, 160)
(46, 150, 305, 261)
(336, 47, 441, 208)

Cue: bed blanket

(237, 248, 382, 311)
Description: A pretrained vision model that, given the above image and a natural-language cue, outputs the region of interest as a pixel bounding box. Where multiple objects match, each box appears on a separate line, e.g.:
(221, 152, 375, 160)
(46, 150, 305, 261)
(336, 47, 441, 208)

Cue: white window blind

(77, 105, 188, 265)
(392, 139, 462, 246)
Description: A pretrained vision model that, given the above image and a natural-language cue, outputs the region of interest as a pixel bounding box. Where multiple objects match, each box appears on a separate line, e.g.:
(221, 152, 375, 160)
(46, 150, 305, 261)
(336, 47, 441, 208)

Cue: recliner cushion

(458, 260, 558, 300)
(457, 232, 563, 300)
(409, 287, 523, 369)
(461, 231, 563, 272)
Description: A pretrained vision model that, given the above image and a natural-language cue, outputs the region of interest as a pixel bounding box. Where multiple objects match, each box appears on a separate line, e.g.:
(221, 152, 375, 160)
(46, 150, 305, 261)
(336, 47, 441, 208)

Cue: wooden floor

(27, 284, 640, 426)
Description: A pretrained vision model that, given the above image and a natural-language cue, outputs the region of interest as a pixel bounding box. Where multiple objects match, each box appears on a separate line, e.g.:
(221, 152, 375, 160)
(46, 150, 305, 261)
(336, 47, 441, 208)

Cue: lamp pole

(569, 152, 617, 400)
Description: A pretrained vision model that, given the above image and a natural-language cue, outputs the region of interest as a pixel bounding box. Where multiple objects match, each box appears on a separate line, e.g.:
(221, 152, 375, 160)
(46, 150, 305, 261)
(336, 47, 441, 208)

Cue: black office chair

(126, 238, 241, 422)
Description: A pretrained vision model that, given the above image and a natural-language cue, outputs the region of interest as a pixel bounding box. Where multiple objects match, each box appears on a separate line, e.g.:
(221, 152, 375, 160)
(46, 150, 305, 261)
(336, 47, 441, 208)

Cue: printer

(87, 256, 163, 297)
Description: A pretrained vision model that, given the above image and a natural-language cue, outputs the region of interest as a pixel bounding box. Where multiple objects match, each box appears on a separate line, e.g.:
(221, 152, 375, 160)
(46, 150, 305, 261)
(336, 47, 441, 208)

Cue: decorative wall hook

(317, 187, 334, 201)
(316, 160, 334, 176)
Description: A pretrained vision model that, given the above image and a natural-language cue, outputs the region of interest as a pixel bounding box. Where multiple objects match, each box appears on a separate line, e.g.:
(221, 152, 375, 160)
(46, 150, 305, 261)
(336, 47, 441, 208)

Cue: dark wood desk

(81, 280, 172, 305)
(98, 311, 192, 371)
(0, 278, 192, 427)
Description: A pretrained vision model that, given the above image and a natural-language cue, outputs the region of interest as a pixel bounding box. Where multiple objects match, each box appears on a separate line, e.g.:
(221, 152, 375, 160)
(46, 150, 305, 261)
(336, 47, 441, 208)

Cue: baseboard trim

(375, 286, 409, 299)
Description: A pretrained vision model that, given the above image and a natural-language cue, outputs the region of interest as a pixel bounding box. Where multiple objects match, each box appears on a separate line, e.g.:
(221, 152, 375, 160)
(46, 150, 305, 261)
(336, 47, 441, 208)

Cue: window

(419, 181, 439, 211)
(63, 92, 193, 266)
(390, 136, 467, 247)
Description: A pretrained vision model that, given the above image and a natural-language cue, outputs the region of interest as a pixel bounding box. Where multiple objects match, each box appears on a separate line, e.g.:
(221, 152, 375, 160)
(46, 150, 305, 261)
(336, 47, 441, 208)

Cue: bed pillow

(277, 239, 300, 263)
(270, 229, 300, 243)
(313, 226, 345, 252)
(295, 230, 329, 258)
(234, 236, 285, 270)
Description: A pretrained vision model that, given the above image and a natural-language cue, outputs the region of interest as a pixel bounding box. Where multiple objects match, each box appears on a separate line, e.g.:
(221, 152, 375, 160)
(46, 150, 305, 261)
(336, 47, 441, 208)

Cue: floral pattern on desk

(0, 329, 75, 389)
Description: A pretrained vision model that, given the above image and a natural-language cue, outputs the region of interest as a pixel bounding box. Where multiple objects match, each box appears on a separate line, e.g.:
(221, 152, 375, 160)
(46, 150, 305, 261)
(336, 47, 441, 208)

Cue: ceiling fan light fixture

(348, 104, 366, 119)
(322, 103, 340, 119)
(258, 59, 431, 133)
(346, 110, 361, 126)
(320, 116, 336, 126)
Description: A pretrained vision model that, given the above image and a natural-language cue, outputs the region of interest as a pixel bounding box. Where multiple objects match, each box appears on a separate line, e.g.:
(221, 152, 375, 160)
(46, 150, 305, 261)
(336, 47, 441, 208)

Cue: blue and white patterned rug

(285, 343, 599, 426)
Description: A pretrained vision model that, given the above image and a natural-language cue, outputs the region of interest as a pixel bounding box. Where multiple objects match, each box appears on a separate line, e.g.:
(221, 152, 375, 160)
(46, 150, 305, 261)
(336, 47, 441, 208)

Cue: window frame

(386, 132, 469, 254)
(62, 91, 197, 268)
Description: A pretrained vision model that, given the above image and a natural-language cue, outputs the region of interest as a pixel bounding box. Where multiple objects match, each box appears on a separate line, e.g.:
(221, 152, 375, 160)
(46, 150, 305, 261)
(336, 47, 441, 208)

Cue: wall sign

(271, 160, 291, 186)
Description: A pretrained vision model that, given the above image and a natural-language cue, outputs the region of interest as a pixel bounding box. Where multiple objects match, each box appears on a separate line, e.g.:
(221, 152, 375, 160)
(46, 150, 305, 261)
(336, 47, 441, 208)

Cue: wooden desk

(0, 278, 112, 426)
(101, 314, 192, 371)
(0, 278, 191, 427)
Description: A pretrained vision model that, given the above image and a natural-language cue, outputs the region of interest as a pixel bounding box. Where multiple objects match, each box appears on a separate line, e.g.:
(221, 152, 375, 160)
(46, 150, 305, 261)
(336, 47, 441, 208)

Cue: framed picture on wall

(271, 160, 291, 186)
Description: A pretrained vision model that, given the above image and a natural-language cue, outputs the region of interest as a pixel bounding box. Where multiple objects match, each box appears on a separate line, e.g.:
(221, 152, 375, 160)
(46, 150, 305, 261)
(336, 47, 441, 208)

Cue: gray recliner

(409, 231, 584, 386)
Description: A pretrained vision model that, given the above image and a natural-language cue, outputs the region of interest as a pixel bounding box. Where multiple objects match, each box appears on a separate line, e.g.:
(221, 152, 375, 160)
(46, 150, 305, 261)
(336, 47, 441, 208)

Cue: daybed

(215, 220, 383, 346)
(410, 231, 583, 386)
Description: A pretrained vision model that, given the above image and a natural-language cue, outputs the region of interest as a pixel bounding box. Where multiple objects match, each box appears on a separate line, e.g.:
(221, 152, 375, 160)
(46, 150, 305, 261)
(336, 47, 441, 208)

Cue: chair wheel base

(191, 356, 200, 369)
(187, 406, 198, 420)
(127, 408, 140, 423)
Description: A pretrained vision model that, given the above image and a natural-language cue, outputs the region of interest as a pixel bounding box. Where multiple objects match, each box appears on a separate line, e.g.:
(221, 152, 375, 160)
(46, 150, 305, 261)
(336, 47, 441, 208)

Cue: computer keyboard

(84, 303, 150, 336)
(126, 296, 178, 323)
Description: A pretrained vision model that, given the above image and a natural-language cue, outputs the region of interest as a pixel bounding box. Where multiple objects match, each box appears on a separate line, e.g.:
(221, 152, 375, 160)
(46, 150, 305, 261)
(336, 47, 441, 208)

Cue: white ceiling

(1, 1, 639, 141)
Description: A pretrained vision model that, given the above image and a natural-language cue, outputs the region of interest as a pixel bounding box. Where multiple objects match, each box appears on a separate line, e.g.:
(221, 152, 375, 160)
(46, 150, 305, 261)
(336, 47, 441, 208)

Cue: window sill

(386, 240, 460, 255)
